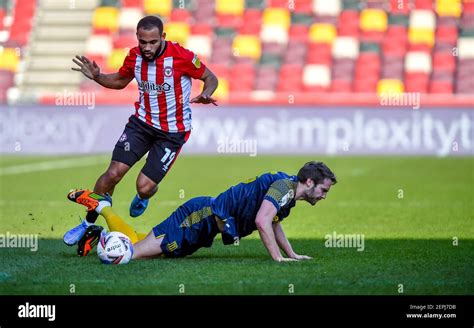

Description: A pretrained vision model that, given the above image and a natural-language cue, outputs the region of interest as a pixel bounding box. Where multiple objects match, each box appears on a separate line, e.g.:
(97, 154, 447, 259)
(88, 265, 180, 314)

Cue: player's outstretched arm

(190, 67, 219, 106)
(255, 200, 297, 262)
(71, 55, 133, 90)
(273, 222, 312, 261)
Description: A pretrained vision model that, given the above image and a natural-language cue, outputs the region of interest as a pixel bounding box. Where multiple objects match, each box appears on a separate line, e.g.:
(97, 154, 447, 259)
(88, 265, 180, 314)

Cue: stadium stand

(0, 0, 472, 105)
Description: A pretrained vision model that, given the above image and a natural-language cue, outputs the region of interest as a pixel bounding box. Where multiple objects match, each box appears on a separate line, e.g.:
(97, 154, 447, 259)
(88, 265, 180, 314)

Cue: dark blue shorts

(152, 196, 220, 257)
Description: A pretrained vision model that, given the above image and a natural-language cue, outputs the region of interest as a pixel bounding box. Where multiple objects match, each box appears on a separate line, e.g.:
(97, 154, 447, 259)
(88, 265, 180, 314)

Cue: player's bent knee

(105, 168, 126, 185)
(137, 183, 157, 197)
(136, 175, 158, 196)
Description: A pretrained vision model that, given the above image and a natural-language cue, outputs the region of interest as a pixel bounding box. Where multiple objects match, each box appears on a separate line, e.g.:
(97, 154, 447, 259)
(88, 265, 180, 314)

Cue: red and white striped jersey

(119, 41, 206, 133)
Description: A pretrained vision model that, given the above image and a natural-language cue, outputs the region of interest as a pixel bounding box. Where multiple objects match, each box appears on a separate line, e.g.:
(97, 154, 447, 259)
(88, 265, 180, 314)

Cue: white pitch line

(0, 156, 109, 176)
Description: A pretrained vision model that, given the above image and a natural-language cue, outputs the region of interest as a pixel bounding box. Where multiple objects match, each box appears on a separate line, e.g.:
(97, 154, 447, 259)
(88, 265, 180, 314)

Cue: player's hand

(274, 257, 299, 263)
(290, 254, 313, 260)
(72, 55, 100, 80)
(190, 94, 218, 106)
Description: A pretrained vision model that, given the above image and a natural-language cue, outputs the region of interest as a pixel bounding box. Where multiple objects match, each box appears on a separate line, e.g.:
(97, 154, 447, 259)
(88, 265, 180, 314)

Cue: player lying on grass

(68, 161, 336, 262)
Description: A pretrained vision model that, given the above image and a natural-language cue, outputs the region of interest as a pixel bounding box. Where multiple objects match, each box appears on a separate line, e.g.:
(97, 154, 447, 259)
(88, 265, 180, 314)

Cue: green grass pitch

(0, 155, 472, 295)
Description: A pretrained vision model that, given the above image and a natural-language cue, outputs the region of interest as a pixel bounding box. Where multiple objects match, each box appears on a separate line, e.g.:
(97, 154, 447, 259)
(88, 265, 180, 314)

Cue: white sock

(96, 200, 112, 214)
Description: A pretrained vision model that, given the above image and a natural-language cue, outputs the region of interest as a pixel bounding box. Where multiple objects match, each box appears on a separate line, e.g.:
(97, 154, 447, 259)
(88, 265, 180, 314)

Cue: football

(97, 231, 134, 265)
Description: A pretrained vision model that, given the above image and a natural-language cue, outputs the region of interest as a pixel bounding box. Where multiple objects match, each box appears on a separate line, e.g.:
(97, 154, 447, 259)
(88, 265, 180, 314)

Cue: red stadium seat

(113, 33, 136, 49)
(210, 63, 230, 80)
(436, 25, 458, 44)
(429, 80, 454, 94)
(414, 0, 434, 10)
(217, 14, 244, 29)
(122, 0, 142, 8)
(306, 43, 331, 65)
(382, 40, 407, 56)
(170, 9, 192, 23)
(339, 10, 359, 26)
(405, 72, 430, 93)
(382, 26, 408, 56)
(292, 0, 313, 14)
(0, 9, 5, 30)
(386, 26, 408, 42)
(432, 52, 456, 72)
(408, 43, 432, 53)
(8, 29, 30, 46)
(231, 63, 256, 78)
(9, 0, 36, 46)
(289, 24, 309, 42)
(238, 24, 261, 35)
(237, 10, 262, 35)
(191, 24, 213, 36)
(464, 1, 474, 13)
(243, 9, 262, 24)
(277, 78, 303, 92)
(279, 64, 303, 90)
(353, 79, 378, 93)
(356, 53, 381, 70)
(86, 54, 107, 71)
(230, 79, 254, 91)
(390, 0, 410, 14)
(268, 0, 290, 8)
(361, 31, 385, 43)
(338, 10, 359, 37)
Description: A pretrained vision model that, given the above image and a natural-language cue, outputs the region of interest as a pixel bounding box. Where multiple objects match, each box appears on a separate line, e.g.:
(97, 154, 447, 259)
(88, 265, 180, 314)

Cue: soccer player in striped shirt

(64, 16, 218, 246)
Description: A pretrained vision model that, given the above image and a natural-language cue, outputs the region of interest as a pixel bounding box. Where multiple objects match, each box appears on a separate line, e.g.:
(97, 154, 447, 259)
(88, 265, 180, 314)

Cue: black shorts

(112, 115, 190, 184)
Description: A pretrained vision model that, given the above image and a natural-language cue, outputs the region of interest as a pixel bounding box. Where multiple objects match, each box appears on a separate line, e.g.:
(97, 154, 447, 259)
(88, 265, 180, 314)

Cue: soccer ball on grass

(97, 231, 133, 265)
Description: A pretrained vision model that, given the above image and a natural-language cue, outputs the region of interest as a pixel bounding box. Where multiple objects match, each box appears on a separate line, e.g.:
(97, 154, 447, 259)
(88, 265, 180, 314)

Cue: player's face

(137, 27, 163, 61)
(306, 178, 332, 206)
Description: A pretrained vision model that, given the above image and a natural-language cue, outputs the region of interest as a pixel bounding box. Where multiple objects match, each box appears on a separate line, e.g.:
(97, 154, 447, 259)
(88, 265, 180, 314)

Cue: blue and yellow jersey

(211, 172, 298, 238)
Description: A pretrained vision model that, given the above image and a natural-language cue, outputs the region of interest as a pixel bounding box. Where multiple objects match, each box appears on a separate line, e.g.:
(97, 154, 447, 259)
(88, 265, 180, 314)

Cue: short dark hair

(297, 161, 337, 185)
(137, 16, 164, 35)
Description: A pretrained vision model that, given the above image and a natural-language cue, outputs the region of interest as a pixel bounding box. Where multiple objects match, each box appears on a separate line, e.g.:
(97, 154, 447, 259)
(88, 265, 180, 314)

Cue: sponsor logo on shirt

(138, 81, 171, 94)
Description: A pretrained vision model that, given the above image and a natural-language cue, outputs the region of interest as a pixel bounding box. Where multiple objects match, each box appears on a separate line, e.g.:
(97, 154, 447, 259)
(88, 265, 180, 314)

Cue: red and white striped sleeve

(175, 44, 206, 79)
